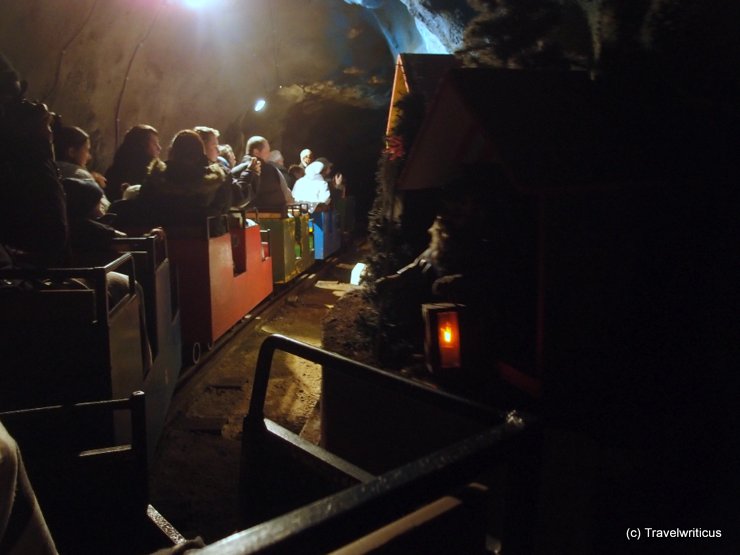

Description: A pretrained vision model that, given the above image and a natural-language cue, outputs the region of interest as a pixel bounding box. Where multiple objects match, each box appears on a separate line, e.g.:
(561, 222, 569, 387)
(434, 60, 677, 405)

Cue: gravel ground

(148, 250, 366, 544)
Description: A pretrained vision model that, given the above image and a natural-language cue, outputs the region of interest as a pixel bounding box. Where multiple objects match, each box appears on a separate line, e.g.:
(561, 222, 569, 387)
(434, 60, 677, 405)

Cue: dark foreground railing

(244, 334, 503, 434)
(226, 334, 540, 554)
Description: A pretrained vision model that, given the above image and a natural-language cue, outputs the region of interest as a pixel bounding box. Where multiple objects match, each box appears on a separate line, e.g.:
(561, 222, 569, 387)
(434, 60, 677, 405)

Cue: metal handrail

(222, 428, 524, 554)
(112, 233, 167, 269)
(244, 334, 503, 436)
(232, 335, 540, 554)
(0, 252, 138, 321)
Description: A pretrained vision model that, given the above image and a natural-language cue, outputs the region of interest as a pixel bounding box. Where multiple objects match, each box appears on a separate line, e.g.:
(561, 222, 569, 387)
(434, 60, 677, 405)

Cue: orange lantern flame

(423, 303, 465, 373)
(442, 325, 453, 345)
(437, 311, 461, 368)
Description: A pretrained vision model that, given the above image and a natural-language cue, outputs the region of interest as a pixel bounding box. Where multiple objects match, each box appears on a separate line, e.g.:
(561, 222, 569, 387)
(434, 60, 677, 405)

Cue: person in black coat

(234, 136, 294, 211)
(62, 177, 124, 261)
(0, 96, 67, 268)
(104, 124, 161, 201)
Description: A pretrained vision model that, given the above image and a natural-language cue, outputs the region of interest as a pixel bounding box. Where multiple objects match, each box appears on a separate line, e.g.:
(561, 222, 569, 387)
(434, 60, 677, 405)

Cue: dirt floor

(148, 244, 371, 545)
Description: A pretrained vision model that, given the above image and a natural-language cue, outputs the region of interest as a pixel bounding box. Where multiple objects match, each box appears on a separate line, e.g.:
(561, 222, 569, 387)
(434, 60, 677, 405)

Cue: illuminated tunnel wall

(0, 0, 471, 182)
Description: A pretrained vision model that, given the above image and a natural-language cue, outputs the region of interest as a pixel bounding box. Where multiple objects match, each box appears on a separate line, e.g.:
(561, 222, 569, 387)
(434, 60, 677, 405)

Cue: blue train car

(310, 208, 342, 260)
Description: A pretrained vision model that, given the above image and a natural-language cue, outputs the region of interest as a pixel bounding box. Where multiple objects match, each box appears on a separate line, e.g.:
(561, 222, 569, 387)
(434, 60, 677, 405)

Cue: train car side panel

(208, 231, 244, 342)
(241, 221, 273, 311)
(312, 209, 342, 260)
(257, 216, 296, 284)
(295, 214, 315, 274)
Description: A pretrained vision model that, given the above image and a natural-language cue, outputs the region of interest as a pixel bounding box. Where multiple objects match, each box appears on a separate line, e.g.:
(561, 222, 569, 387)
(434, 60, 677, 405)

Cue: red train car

(166, 214, 273, 364)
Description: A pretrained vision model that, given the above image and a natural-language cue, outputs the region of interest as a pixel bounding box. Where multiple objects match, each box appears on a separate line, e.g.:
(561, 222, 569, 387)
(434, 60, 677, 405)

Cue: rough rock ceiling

(0, 0, 468, 175)
(345, 0, 474, 56)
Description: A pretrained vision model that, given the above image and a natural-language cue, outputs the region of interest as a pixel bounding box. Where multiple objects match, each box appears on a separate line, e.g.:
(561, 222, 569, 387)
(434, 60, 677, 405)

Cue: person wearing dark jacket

(138, 129, 230, 223)
(0, 98, 67, 268)
(62, 177, 124, 262)
(236, 136, 294, 211)
(62, 175, 158, 369)
(104, 124, 161, 201)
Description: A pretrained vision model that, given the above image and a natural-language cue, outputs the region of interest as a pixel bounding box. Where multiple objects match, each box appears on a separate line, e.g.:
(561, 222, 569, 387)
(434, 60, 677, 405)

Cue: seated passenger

(195, 128, 241, 205)
(299, 147, 313, 168)
(234, 135, 293, 212)
(286, 163, 304, 190)
(0, 97, 67, 268)
(325, 158, 345, 203)
(139, 129, 230, 218)
(0, 62, 153, 370)
(291, 159, 331, 212)
(193, 125, 221, 166)
(62, 175, 158, 367)
(217, 143, 235, 170)
(268, 149, 291, 186)
(54, 125, 110, 213)
(104, 124, 161, 201)
(62, 177, 125, 261)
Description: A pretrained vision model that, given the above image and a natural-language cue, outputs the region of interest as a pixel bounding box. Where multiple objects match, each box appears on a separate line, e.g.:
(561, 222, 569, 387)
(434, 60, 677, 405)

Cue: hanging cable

(114, 0, 166, 148)
(43, 0, 100, 103)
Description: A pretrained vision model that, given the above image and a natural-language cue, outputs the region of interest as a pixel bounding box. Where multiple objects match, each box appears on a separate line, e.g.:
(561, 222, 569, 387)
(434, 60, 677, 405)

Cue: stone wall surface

(0, 0, 420, 170)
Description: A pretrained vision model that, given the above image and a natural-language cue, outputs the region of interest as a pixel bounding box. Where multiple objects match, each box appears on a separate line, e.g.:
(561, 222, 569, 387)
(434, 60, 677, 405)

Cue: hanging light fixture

(253, 98, 267, 112)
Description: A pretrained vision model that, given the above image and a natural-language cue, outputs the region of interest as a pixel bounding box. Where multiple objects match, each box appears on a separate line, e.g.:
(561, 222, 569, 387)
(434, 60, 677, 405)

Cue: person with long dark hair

(104, 124, 161, 201)
(139, 129, 229, 217)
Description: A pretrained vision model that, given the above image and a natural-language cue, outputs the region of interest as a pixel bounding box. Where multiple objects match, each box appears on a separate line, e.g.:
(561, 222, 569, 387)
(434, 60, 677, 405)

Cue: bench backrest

(0, 392, 148, 551)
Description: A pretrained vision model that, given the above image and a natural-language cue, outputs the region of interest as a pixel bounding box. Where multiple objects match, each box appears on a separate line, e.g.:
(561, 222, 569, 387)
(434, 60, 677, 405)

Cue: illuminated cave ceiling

(0, 0, 472, 173)
(344, 0, 474, 57)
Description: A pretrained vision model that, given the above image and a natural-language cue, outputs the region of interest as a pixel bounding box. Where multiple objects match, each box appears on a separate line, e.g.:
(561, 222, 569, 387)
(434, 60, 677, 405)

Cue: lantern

(422, 303, 465, 374)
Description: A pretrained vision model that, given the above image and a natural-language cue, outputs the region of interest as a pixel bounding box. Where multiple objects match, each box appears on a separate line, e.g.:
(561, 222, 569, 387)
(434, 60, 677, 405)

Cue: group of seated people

(0, 56, 343, 272)
(108, 130, 344, 230)
(1, 45, 352, 286)
(74, 128, 344, 245)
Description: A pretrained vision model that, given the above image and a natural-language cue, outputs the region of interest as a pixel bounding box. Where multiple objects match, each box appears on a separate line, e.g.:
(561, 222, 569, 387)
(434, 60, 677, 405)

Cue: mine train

(0, 198, 355, 453)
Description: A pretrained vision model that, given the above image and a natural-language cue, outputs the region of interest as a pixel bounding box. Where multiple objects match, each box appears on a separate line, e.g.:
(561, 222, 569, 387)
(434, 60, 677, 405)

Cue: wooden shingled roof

(397, 68, 619, 192)
(386, 54, 459, 135)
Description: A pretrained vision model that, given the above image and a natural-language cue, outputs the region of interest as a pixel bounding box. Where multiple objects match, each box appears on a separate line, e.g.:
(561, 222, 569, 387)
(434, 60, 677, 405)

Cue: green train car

(250, 211, 315, 284)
